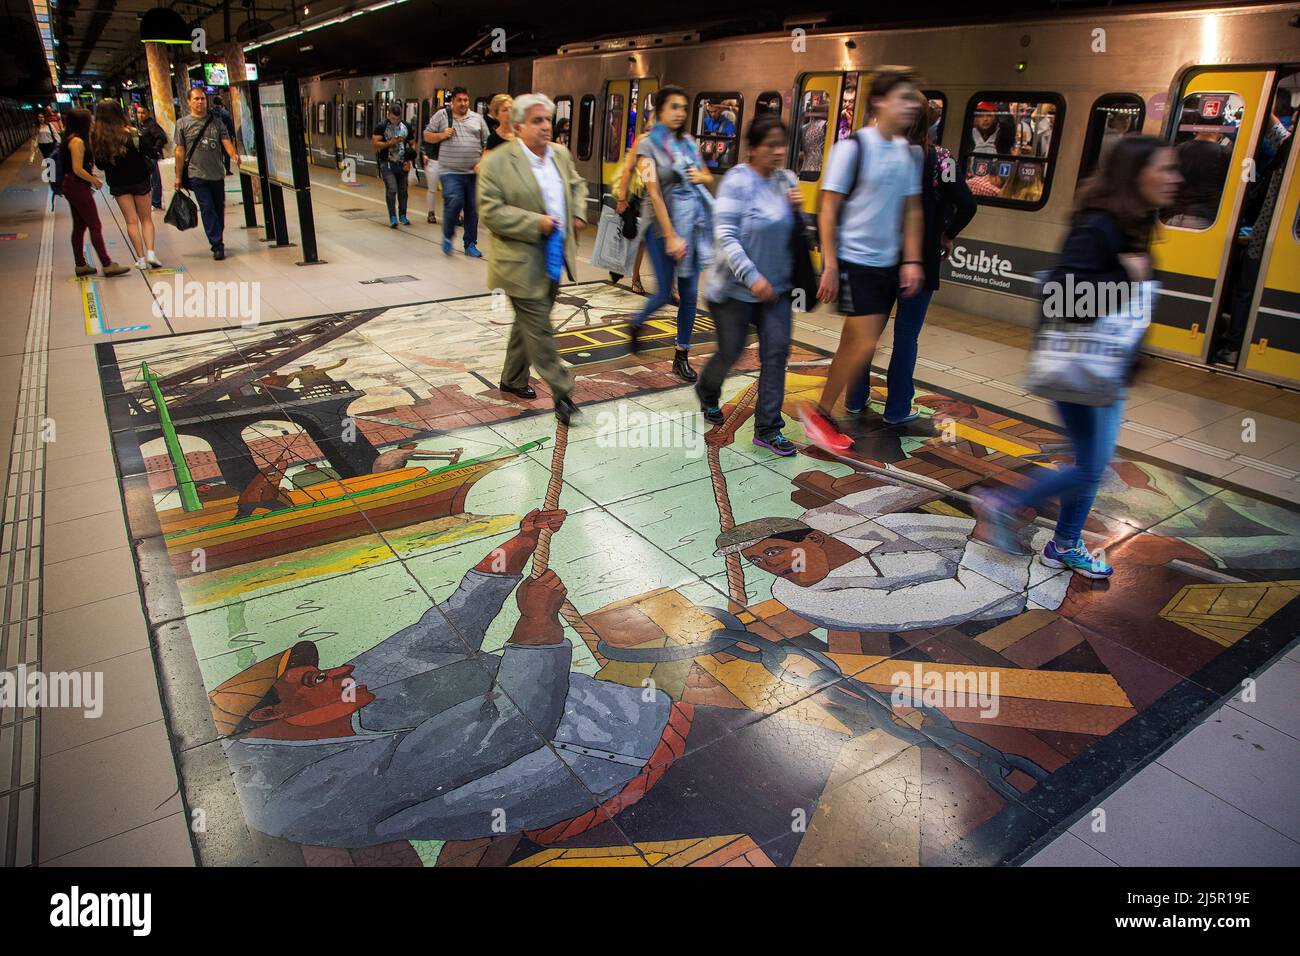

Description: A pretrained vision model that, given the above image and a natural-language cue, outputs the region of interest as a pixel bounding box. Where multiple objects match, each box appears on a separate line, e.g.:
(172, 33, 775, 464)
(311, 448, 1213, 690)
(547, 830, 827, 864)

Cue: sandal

(631, 277, 646, 295)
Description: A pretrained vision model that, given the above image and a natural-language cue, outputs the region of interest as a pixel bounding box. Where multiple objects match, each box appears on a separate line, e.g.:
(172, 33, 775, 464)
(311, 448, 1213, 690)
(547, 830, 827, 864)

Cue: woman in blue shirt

(696, 113, 804, 456)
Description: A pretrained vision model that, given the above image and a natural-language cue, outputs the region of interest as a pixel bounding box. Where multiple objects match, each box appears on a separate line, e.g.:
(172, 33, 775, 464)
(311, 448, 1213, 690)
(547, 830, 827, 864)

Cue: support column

(145, 42, 176, 145)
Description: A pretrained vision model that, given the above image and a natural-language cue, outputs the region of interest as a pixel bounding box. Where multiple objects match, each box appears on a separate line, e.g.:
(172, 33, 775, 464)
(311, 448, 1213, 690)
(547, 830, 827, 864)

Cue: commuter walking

(59, 108, 129, 278)
(33, 110, 61, 200)
(478, 93, 588, 424)
(134, 103, 168, 210)
(485, 94, 515, 152)
(92, 100, 163, 270)
(802, 70, 926, 450)
(614, 112, 663, 298)
(844, 90, 977, 423)
(973, 136, 1182, 580)
(373, 103, 414, 227)
(424, 86, 488, 257)
(627, 85, 714, 382)
(696, 113, 803, 457)
(175, 86, 240, 259)
(211, 95, 236, 175)
(422, 99, 450, 224)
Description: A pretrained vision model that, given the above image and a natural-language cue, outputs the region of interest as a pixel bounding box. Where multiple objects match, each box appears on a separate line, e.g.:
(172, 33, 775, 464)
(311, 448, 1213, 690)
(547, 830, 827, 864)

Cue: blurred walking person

(801, 70, 926, 450)
(973, 137, 1182, 580)
(627, 85, 715, 382)
(696, 114, 803, 457)
(844, 90, 976, 424)
(479, 94, 588, 424)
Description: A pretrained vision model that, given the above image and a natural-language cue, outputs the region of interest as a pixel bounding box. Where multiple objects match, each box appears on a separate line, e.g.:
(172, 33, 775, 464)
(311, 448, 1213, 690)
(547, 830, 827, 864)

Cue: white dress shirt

(521, 140, 566, 230)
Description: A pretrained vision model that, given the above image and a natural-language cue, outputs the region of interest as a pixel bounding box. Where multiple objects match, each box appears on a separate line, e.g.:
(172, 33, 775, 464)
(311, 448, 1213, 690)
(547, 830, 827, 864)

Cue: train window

(794, 89, 831, 181)
(1077, 94, 1145, 185)
(756, 91, 782, 120)
(694, 92, 742, 173)
(576, 94, 596, 160)
(835, 74, 859, 143)
(1160, 90, 1246, 231)
(959, 92, 1064, 211)
(316, 103, 327, 135)
(554, 96, 573, 148)
(923, 91, 947, 146)
(604, 92, 624, 162)
(474, 97, 489, 116)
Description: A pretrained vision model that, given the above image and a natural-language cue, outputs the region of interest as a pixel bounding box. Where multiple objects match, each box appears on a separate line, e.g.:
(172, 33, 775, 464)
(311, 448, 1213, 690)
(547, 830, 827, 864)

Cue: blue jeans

(1002, 399, 1125, 546)
(440, 172, 477, 246)
(697, 294, 793, 438)
(380, 161, 409, 219)
(148, 157, 162, 207)
(846, 288, 934, 417)
(634, 227, 699, 350)
(189, 177, 226, 251)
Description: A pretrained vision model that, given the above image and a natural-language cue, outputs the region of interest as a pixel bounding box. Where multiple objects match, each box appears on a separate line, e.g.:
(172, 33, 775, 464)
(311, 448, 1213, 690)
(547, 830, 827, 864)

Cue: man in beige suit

(479, 93, 588, 424)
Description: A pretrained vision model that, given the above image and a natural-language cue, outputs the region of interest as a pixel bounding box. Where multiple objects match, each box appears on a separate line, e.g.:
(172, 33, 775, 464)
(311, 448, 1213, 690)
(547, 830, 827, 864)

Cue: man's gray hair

(510, 93, 555, 126)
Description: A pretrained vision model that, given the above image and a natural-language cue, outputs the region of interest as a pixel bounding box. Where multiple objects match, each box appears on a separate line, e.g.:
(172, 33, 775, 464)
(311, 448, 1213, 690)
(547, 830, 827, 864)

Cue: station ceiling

(6, 0, 1278, 100)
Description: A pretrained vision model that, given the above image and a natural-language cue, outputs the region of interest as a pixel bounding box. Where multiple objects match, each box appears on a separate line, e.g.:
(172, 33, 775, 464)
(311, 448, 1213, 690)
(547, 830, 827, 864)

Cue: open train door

(1240, 70, 1300, 387)
(1149, 68, 1273, 364)
(599, 77, 658, 196)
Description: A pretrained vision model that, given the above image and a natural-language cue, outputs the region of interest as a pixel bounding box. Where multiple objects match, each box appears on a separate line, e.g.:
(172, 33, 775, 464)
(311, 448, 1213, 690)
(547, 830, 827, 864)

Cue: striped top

(425, 109, 488, 173)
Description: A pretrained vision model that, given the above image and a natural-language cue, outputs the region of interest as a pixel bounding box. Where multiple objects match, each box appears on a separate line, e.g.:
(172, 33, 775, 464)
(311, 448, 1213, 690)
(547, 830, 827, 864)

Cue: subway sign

(940, 238, 1055, 300)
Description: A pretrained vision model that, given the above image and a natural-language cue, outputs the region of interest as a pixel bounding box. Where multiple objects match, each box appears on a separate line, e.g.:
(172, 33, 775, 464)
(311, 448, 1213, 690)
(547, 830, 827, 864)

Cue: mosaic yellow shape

(1159, 580, 1300, 647)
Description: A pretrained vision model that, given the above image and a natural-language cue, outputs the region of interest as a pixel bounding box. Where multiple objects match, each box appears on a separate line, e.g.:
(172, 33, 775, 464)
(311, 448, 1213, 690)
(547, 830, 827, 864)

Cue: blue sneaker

(1041, 538, 1113, 579)
(398, 215, 411, 226)
(884, 411, 921, 425)
(754, 433, 797, 457)
(442, 238, 452, 256)
(389, 216, 398, 228)
(464, 243, 483, 258)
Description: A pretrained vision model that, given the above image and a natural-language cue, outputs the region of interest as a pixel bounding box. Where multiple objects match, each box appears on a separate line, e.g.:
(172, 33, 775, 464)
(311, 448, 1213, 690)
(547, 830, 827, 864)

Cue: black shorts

(109, 179, 152, 198)
(837, 261, 899, 318)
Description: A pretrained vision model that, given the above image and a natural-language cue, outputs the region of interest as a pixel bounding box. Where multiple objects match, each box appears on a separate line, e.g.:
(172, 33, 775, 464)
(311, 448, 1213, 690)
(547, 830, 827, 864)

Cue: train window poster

(258, 82, 298, 190)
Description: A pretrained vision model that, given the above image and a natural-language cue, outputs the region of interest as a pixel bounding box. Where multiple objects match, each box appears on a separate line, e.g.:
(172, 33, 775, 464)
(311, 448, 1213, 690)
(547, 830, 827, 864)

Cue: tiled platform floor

(1, 145, 1297, 866)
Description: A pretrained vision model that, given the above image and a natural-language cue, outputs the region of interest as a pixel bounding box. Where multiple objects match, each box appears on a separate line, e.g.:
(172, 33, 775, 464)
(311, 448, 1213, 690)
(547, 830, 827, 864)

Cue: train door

(599, 77, 658, 195)
(334, 93, 345, 168)
(1238, 68, 1300, 387)
(792, 72, 870, 267)
(1150, 68, 1272, 364)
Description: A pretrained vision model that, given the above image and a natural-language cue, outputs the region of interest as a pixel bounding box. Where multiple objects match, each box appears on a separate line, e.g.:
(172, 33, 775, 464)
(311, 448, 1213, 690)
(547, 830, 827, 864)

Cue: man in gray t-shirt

(423, 87, 488, 257)
(174, 86, 239, 259)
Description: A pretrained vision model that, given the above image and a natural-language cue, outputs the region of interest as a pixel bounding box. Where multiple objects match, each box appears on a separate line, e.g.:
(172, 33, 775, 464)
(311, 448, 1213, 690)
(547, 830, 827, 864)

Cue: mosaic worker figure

(717, 481, 1070, 632)
(209, 509, 690, 848)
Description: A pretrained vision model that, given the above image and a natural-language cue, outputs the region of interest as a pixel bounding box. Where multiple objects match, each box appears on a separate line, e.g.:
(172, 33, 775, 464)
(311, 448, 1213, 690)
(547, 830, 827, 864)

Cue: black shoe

(499, 382, 537, 400)
(672, 348, 697, 383)
(627, 322, 641, 355)
(555, 396, 580, 425)
(213, 247, 225, 261)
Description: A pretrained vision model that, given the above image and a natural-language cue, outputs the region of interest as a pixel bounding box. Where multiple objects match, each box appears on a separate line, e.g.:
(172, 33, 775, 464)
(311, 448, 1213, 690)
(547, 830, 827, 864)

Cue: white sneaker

(135, 256, 148, 270)
(146, 250, 163, 267)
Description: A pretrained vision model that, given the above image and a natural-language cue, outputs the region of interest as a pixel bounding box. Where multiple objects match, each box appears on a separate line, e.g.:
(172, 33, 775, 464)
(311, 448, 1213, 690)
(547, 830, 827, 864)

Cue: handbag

(591, 199, 638, 274)
(164, 189, 199, 231)
(1023, 276, 1157, 406)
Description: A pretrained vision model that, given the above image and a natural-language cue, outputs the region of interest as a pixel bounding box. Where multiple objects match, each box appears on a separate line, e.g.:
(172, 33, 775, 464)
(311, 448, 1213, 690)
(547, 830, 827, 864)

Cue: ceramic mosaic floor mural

(95, 282, 1300, 867)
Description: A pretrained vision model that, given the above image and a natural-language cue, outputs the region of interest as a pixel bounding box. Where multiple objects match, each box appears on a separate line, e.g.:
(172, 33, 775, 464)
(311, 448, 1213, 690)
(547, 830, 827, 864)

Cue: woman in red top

(59, 108, 128, 278)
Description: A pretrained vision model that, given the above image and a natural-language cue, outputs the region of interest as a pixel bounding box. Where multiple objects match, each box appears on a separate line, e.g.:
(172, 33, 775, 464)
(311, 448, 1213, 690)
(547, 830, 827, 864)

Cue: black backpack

(423, 106, 451, 160)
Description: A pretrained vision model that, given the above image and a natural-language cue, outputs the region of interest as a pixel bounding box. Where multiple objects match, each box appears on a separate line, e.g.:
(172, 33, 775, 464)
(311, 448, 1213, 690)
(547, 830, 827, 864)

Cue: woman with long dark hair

(844, 90, 977, 422)
(627, 84, 715, 382)
(60, 108, 129, 278)
(696, 113, 804, 456)
(92, 99, 162, 270)
(973, 135, 1182, 579)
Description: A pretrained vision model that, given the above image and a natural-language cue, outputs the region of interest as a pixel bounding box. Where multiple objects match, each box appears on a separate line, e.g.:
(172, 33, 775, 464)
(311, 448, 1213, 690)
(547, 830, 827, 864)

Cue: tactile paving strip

(0, 206, 52, 867)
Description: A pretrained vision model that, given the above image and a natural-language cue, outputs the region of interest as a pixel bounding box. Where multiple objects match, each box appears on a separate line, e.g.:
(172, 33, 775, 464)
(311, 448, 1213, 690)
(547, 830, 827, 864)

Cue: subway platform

(1, 146, 1298, 868)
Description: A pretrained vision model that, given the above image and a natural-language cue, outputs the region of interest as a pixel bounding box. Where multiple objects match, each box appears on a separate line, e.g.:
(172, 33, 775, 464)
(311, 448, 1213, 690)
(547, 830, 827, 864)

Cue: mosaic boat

(159, 441, 544, 576)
